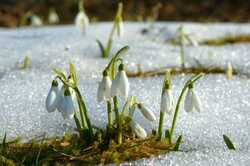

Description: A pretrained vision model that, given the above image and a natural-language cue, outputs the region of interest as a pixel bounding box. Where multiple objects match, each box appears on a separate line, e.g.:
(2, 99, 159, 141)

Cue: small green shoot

(96, 3, 123, 58)
(173, 135, 182, 151)
(223, 134, 236, 150)
(19, 56, 30, 69)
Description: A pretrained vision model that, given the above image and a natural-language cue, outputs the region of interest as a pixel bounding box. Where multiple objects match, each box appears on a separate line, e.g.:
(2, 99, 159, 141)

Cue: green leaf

(69, 63, 77, 86)
(96, 39, 106, 58)
(0, 132, 6, 152)
(173, 135, 182, 151)
(19, 56, 30, 69)
(223, 135, 236, 150)
(165, 129, 171, 140)
(53, 68, 67, 81)
(105, 45, 129, 79)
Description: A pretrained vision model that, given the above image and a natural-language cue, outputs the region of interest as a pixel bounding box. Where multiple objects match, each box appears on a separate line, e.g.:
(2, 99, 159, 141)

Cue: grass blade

(173, 135, 182, 151)
(223, 134, 236, 150)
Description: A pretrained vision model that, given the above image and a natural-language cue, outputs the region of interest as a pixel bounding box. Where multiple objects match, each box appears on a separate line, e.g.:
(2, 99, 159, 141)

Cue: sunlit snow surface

(1, 22, 250, 165)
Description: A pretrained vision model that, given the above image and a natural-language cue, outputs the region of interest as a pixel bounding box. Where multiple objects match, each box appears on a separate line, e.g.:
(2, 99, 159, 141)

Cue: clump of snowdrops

(46, 45, 204, 148)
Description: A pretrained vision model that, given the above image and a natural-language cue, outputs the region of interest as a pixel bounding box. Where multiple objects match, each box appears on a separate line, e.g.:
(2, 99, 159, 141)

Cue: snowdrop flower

(160, 89, 174, 114)
(75, 8, 89, 34)
(46, 80, 59, 112)
(60, 88, 75, 119)
(48, 8, 59, 24)
(111, 64, 129, 100)
(30, 15, 43, 27)
(184, 84, 201, 112)
(97, 70, 112, 102)
(137, 103, 156, 122)
(130, 120, 147, 139)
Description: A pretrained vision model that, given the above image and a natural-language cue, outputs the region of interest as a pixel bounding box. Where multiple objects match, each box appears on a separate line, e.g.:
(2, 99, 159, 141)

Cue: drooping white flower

(48, 8, 59, 24)
(60, 88, 75, 119)
(75, 10, 89, 34)
(137, 103, 156, 122)
(97, 71, 112, 102)
(111, 64, 129, 100)
(46, 80, 59, 112)
(160, 89, 174, 114)
(184, 85, 201, 112)
(56, 85, 66, 113)
(130, 120, 147, 139)
(31, 15, 43, 27)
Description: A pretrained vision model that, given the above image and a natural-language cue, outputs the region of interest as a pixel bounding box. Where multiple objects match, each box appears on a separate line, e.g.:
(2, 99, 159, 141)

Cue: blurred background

(0, 0, 250, 27)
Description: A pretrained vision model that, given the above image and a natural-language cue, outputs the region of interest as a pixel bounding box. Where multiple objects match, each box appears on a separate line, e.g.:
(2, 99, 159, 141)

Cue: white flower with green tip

(46, 80, 59, 112)
(130, 120, 147, 139)
(160, 89, 174, 114)
(137, 103, 156, 122)
(75, 11, 89, 34)
(111, 64, 129, 100)
(60, 88, 75, 119)
(184, 85, 201, 112)
(97, 70, 112, 102)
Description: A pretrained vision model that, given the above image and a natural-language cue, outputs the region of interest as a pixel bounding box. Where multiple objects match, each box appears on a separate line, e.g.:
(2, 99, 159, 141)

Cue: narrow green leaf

(53, 68, 67, 80)
(105, 46, 129, 79)
(96, 39, 106, 58)
(165, 129, 171, 140)
(19, 56, 30, 69)
(69, 63, 77, 85)
(0, 132, 7, 152)
(173, 135, 182, 151)
(223, 134, 236, 150)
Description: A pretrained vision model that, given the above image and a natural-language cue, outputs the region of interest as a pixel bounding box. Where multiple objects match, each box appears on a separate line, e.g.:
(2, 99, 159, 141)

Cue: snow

(1, 22, 250, 165)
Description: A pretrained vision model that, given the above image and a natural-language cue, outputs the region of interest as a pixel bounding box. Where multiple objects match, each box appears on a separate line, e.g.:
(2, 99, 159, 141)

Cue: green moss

(0, 132, 174, 165)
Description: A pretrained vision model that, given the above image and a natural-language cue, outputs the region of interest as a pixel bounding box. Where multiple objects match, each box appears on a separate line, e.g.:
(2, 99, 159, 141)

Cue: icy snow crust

(1, 22, 250, 165)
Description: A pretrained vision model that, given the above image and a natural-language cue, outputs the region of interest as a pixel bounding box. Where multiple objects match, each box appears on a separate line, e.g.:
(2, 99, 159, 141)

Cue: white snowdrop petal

(184, 89, 194, 112)
(119, 71, 129, 100)
(75, 11, 89, 34)
(103, 76, 112, 100)
(160, 89, 173, 114)
(130, 120, 147, 139)
(61, 96, 75, 119)
(139, 104, 156, 122)
(192, 89, 202, 112)
(56, 86, 65, 112)
(45, 86, 58, 112)
(111, 73, 120, 97)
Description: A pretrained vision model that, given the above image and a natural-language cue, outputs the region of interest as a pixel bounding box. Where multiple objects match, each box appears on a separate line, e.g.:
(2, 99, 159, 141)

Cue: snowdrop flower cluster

(46, 80, 75, 119)
(75, 0, 89, 35)
(158, 71, 203, 142)
(48, 8, 59, 24)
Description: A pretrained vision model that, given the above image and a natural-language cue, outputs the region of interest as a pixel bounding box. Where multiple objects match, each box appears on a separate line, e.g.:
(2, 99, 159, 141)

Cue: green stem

(180, 42, 185, 68)
(113, 96, 122, 144)
(107, 100, 112, 129)
(157, 111, 165, 140)
(74, 87, 93, 139)
(169, 73, 203, 141)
